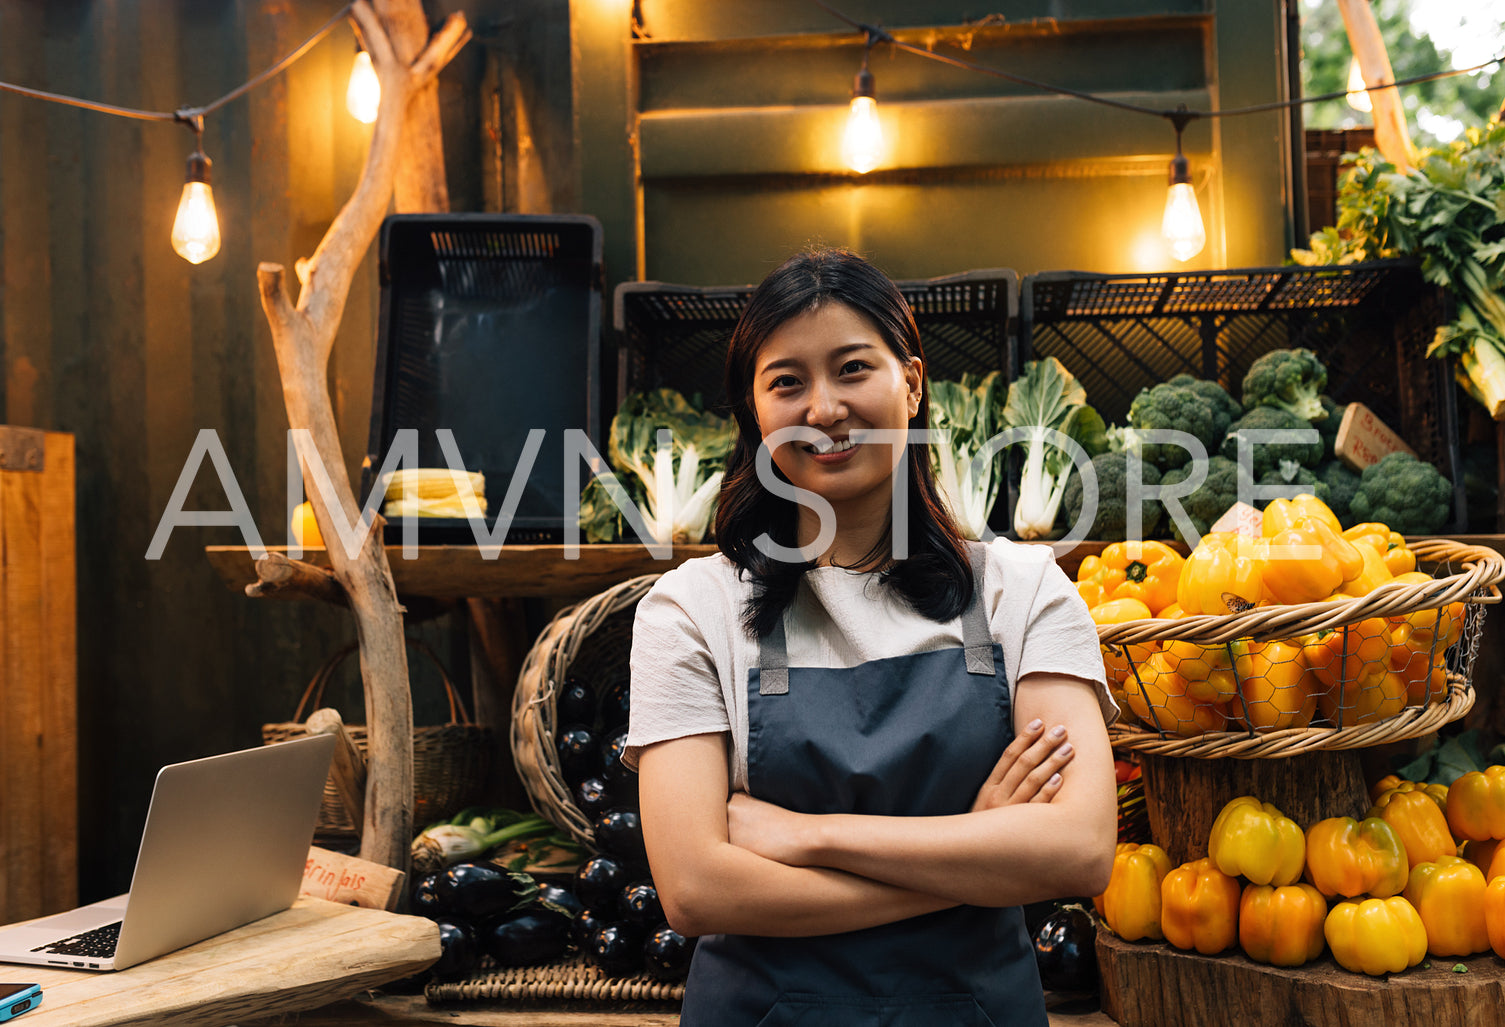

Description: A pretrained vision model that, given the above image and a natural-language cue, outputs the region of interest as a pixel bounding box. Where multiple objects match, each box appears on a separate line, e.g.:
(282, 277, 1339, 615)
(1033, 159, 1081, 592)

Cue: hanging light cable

(843, 31, 884, 174)
(170, 114, 222, 265)
(1161, 107, 1205, 263)
(345, 46, 380, 124)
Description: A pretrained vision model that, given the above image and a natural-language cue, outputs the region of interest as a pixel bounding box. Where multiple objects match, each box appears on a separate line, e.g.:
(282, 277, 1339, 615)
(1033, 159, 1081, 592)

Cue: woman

(622, 248, 1118, 1026)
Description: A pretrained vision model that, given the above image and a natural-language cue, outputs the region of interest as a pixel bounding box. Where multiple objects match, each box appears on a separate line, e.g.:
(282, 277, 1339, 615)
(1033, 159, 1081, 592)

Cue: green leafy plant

(927, 371, 1008, 540)
(1002, 358, 1106, 540)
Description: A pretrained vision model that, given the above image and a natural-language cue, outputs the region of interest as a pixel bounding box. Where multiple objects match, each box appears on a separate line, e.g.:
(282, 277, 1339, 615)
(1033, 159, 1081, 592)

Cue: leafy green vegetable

(928, 372, 1008, 540)
(1062, 451, 1163, 542)
(1349, 452, 1453, 536)
(1395, 727, 1501, 786)
(1240, 348, 1329, 422)
(1002, 358, 1106, 539)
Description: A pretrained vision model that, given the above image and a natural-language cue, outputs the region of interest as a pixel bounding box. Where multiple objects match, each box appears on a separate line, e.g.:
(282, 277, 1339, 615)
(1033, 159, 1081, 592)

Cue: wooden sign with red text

(301, 845, 406, 911)
(1335, 402, 1415, 471)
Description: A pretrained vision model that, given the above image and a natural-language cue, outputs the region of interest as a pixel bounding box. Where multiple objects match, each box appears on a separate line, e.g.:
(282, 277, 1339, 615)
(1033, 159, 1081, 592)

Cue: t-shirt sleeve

(622, 573, 731, 771)
(990, 540, 1120, 727)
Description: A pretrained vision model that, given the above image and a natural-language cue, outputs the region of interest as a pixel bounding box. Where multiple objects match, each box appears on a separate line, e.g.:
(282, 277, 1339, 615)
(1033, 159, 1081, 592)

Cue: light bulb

(1345, 56, 1372, 112)
(346, 50, 380, 124)
(843, 67, 882, 174)
(1162, 152, 1205, 263)
(171, 152, 221, 265)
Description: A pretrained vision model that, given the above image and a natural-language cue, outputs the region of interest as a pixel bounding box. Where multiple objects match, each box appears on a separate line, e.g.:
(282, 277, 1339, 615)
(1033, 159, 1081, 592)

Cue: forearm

(666, 839, 955, 938)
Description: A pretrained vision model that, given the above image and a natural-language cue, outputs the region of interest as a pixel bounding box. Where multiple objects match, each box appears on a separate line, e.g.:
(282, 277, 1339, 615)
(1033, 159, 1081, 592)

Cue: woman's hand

(970, 718, 1074, 812)
(727, 792, 816, 867)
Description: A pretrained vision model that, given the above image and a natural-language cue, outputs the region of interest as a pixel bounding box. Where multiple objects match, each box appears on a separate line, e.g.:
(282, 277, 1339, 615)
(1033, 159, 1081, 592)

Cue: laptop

(0, 733, 336, 971)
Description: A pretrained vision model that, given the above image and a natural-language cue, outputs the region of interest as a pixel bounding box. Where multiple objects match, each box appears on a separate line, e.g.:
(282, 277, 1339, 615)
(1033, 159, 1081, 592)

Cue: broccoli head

(1220, 405, 1324, 479)
(1128, 382, 1228, 473)
(1315, 396, 1345, 461)
(1159, 455, 1250, 544)
(1348, 452, 1454, 536)
(1316, 459, 1362, 527)
(1255, 462, 1331, 509)
(1062, 452, 1164, 542)
(1166, 373, 1244, 426)
(1241, 347, 1329, 421)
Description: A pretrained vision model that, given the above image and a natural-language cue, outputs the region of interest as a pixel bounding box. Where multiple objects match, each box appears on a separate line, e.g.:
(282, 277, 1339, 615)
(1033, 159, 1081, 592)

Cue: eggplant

(572, 907, 608, 950)
(643, 923, 695, 981)
(1032, 904, 1098, 995)
(575, 776, 615, 822)
(538, 881, 584, 919)
(592, 809, 648, 866)
(600, 727, 632, 786)
(410, 871, 447, 919)
(586, 920, 646, 976)
(431, 919, 480, 981)
(600, 678, 631, 733)
(618, 880, 664, 926)
(483, 905, 572, 968)
(437, 862, 539, 922)
(557, 676, 597, 726)
(557, 725, 601, 786)
(574, 854, 631, 912)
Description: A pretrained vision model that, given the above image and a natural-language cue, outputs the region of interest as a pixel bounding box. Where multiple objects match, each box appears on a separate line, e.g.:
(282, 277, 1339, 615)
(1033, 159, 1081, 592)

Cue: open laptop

(0, 733, 336, 971)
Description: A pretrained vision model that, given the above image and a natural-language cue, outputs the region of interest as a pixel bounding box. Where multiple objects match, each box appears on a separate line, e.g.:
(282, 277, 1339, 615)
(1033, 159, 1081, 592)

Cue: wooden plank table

(12, 897, 439, 1027)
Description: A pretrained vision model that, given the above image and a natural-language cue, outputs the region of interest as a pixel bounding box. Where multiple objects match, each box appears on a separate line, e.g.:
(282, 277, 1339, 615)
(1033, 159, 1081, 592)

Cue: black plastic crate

(1020, 260, 1466, 531)
(363, 214, 604, 544)
(615, 269, 1020, 414)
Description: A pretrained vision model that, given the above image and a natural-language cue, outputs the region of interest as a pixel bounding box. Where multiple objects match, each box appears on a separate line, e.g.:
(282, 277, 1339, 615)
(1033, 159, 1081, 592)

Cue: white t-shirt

(624, 537, 1117, 790)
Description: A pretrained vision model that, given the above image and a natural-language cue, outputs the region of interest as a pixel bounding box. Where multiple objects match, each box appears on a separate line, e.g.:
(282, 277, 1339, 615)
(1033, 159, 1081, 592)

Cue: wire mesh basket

(1099, 538, 1504, 758)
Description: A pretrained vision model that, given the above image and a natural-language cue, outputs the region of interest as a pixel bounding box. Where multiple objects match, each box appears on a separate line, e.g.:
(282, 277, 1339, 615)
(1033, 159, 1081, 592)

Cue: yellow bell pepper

(1121, 650, 1229, 736)
(1369, 788, 1456, 868)
(1385, 572, 1466, 652)
(1208, 796, 1306, 887)
(1177, 532, 1266, 615)
(1370, 773, 1405, 803)
(1461, 838, 1505, 881)
(1096, 842, 1173, 942)
(1388, 635, 1449, 708)
(1343, 522, 1417, 576)
(1405, 855, 1492, 956)
(1446, 766, 1505, 842)
(1231, 637, 1317, 731)
(1160, 857, 1242, 955)
(1261, 517, 1364, 606)
(1339, 540, 1394, 597)
(1487, 876, 1505, 959)
(1315, 660, 1408, 727)
(1159, 638, 1239, 705)
(1091, 597, 1158, 689)
(1324, 896, 1429, 976)
(1158, 601, 1185, 618)
(1077, 541, 1185, 616)
(1263, 494, 1342, 536)
(1239, 882, 1328, 967)
(1304, 816, 1409, 899)
(1372, 779, 1449, 817)
(1301, 614, 1392, 699)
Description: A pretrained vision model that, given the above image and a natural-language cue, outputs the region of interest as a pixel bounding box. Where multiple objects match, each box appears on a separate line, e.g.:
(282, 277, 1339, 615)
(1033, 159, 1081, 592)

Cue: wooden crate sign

(1335, 402, 1416, 471)
(301, 845, 405, 911)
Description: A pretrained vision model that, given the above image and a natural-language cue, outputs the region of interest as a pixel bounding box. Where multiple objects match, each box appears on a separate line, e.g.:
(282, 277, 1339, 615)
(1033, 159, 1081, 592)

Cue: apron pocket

(753, 992, 997, 1027)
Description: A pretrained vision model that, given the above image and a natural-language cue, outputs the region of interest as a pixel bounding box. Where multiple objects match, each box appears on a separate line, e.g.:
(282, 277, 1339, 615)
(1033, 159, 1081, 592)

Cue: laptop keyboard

(32, 921, 121, 958)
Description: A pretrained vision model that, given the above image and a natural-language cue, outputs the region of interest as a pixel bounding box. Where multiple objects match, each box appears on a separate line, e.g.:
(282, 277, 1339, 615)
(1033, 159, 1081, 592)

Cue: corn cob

(380, 468, 486, 501)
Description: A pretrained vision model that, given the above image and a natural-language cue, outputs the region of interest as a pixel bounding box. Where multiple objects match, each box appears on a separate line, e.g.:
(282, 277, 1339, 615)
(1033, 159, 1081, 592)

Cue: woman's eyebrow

(758, 342, 877, 376)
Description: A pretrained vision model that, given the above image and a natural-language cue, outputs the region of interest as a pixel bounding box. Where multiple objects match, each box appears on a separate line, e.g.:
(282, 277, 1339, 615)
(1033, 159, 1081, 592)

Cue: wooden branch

(306, 708, 368, 830)
(374, 0, 455, 212)
(248, 552, 348, 605)
(254, 0, 470, 874)
(1336, 0, 1417, 172)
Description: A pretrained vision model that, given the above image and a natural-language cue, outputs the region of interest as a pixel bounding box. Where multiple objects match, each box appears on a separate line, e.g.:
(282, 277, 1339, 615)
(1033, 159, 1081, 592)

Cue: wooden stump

(1098, 931, 1505, 1027)
(1140, 750, 1369, 865)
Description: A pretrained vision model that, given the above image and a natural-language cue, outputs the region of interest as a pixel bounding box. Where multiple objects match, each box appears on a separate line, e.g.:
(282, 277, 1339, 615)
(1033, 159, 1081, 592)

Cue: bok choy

(1003, 358, 1105, 540)
(927, 371, 1008, 540)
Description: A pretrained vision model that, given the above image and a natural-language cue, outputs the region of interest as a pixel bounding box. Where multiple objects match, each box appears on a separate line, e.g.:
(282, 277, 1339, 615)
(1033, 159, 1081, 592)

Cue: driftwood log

(254, 0, 470, 872)
(1336, 0, 1417, 172)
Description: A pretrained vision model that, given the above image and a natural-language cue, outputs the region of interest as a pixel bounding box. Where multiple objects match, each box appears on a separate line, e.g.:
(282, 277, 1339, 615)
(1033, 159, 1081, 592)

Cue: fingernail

(1049, 773, 1062, 785)
(1027, 719, 1043, 732)
(1058, 743, 1074, 757)
(1049, 725, 1066, 740)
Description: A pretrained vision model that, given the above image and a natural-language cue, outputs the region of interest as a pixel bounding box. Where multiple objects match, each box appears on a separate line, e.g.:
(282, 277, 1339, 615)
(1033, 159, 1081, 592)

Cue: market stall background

(0, 0, 1472, 909)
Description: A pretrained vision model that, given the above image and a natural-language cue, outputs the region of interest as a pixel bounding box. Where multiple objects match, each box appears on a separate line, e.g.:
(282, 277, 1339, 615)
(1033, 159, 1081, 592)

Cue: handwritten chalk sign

(1335, 402, 1416, 471)
(301, 845, 406, 911)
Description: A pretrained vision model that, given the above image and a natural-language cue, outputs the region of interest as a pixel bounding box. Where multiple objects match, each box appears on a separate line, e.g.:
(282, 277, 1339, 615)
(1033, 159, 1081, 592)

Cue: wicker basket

(425, 953, 685, 1006)
(262, 638, 494, 839)
(512, 574, 661, 848)
(1099, 538, 1505, 758)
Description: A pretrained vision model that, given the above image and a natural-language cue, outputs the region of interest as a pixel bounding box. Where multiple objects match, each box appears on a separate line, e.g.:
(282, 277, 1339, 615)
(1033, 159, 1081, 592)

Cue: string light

(1162, 109, 1205, 262)
(843, 33, 884, 173)
(1345, 56, 1374, 112)
(170, 116, 221, 265)
(346, 48, 380, 123)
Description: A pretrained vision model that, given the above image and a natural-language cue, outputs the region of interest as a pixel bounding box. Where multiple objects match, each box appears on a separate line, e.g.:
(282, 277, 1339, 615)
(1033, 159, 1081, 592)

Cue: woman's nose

(805, 380, 846, 425)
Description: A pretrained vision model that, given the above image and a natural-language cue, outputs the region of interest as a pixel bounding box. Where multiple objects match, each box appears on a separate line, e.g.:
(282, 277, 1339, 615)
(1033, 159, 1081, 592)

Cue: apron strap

(757, 615, 790, 696)
(962, 542, 996, 676)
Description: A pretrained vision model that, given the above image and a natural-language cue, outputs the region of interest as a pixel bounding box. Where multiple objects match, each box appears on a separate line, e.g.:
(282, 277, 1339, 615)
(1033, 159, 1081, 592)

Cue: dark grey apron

(678, 545, 1048, 1027)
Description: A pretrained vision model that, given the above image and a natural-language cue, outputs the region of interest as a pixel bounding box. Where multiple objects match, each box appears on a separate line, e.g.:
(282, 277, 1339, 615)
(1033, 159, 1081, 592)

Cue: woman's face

(751, 300, 923, 511)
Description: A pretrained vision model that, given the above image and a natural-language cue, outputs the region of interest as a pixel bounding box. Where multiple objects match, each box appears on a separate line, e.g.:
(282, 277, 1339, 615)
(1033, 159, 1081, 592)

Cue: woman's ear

(905, 358, 924, 419)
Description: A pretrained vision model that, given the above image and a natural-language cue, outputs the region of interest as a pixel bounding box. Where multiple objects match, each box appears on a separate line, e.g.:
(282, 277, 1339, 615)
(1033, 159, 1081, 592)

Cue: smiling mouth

(803, 437, 854, 455)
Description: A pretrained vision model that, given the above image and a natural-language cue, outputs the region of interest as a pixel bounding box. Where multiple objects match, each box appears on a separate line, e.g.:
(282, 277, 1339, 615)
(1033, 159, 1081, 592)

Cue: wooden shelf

(205, 540, 1107, 602)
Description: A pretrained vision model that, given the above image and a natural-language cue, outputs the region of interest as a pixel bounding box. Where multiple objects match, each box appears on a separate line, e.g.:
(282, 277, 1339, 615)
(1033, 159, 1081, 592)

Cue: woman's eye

(840, 360, 871, 375)
(770, 374, 799, 389)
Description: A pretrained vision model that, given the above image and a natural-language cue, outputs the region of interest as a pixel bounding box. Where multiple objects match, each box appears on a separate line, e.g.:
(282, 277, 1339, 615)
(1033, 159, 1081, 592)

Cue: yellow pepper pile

(1075, 494, 1466, 737)
(1093, 784, 1505, 973)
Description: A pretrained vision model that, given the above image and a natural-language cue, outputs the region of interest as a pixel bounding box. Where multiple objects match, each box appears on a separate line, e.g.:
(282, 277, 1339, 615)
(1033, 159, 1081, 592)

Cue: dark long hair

(714, 248, 972, 638)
